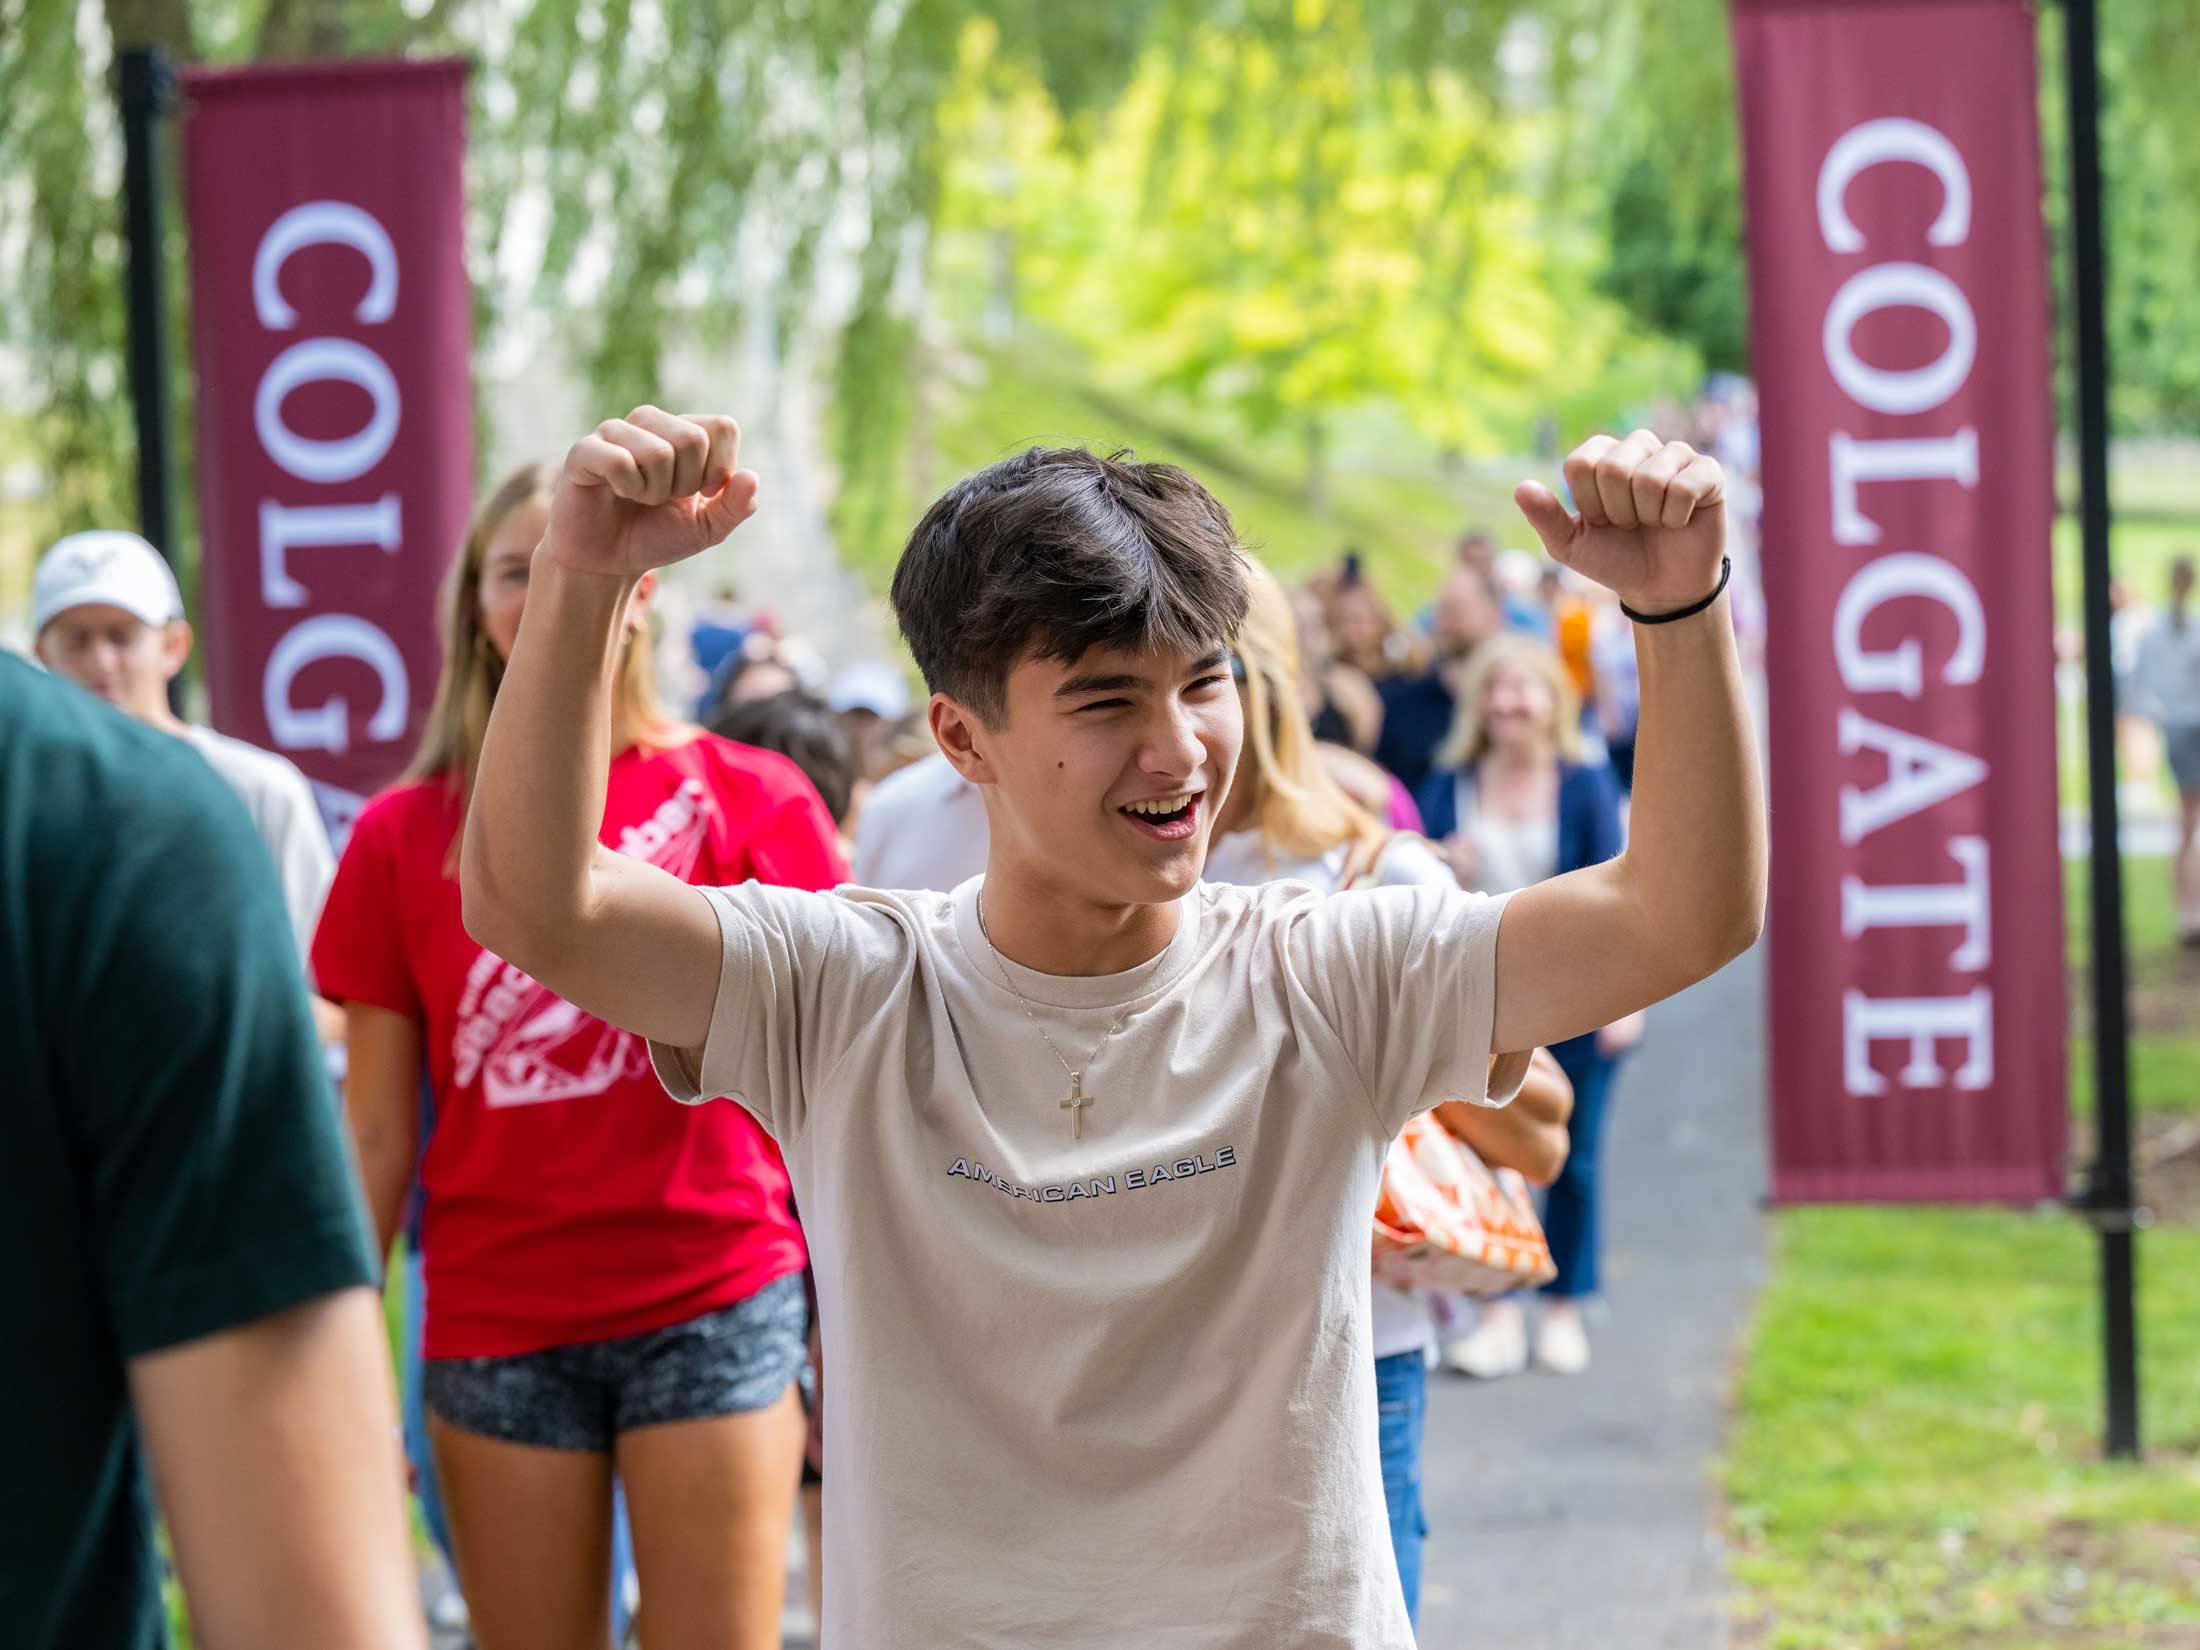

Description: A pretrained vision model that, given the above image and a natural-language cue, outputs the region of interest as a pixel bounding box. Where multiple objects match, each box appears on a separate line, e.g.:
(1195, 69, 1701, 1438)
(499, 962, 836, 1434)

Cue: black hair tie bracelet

(1621, 556, 1732, 626)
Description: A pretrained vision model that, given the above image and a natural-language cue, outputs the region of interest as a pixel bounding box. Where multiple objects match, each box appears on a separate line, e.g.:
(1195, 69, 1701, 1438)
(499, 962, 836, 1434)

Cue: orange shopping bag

(1373, 1112, 1557, 1297)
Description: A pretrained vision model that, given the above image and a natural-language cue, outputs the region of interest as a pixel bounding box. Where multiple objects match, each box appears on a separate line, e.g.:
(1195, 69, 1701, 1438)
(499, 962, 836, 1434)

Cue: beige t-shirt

(652, 875, 1518, 1650)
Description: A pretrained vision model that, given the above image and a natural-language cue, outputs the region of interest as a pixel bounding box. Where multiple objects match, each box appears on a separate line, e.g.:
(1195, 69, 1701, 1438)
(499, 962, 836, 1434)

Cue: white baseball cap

(32, 531, 185, 635)
(827, 659, 911, 720)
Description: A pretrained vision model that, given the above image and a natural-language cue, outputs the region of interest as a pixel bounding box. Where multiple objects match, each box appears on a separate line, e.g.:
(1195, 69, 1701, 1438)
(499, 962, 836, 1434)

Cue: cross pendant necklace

(1060, 1072, 1092, 1141)
(978, 891, 1128, 1142)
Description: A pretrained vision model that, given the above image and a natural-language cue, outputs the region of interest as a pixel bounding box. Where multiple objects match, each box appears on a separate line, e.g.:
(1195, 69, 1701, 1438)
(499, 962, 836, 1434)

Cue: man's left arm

(1491, 432, 1768, 1054)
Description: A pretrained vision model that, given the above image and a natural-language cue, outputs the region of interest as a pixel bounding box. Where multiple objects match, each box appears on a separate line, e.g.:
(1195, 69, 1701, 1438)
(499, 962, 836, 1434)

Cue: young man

(32, 530, 342, 1038)
(462, 408, 1765, 1648)
(0, 653, 422, 1650)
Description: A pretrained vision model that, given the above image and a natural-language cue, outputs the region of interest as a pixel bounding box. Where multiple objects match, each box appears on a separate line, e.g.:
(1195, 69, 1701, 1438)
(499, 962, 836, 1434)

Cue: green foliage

(1580, 0, 1747, 373)
(925, 3, 1696, 501)
(14, 0, 2200, 599)
(835, 334, 1528, 605)
(0, 0, 136, 536)
(1572, 0, 2200, 435)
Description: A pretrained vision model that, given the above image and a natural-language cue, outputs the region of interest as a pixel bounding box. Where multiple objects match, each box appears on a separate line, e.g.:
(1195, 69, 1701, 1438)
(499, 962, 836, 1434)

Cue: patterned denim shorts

(423, 1273, 809, 1452)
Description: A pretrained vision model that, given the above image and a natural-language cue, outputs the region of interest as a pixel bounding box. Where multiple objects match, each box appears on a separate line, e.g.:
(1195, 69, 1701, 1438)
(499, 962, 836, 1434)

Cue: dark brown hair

(707, 689, 857, 825)
(889, 447, 1250, 724)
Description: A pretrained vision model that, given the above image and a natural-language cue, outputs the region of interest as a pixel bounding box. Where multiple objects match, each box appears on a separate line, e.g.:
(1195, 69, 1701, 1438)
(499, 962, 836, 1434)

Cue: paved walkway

(1413, 944, 1771, 1650)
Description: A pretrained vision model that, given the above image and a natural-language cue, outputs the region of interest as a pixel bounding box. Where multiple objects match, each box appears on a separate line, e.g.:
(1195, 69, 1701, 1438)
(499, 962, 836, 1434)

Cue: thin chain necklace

(975, 889, 1135, 1141)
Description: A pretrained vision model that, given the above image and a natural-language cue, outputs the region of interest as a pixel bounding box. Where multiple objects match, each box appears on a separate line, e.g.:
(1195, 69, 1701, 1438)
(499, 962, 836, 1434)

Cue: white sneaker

(1441, 1304, 1528, 1379)
(1534, 1309, 1591, 1375)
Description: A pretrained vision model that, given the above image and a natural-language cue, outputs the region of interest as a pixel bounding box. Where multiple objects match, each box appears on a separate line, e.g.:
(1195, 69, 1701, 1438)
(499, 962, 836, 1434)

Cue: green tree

(0, 0, 1579, 569)
(1563, 0, 2200, 434)
(931, 1, 1692, 499)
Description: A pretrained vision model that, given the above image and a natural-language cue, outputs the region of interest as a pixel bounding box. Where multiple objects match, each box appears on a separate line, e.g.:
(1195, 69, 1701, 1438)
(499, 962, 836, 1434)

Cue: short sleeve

(1287, 883, 1523, 1138)
(264, 767, 337, 959)
(648, 883, 911, 1143)
(310, 799, 422, 1020)
(61, 751, 377, 1355)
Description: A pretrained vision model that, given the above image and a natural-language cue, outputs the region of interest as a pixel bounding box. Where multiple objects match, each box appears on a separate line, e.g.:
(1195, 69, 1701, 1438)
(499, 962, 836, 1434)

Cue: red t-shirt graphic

(314, 733, 845, 1358)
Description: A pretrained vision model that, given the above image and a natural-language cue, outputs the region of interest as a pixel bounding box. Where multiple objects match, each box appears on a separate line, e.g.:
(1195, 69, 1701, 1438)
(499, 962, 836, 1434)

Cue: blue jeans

(1375, 1351, 1429, 1625)
(403, 1247, 639, 1638)
(1542, 1053, 1619, 1298)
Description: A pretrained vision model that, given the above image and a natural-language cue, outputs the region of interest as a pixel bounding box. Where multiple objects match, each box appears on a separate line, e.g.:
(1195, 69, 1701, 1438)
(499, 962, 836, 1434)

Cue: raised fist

(543, 406, 759, 579)
(1514, 432, 1726, 617)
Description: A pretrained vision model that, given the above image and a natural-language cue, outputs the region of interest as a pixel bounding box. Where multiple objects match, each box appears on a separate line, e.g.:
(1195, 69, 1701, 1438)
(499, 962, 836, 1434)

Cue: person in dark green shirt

(0, 652, 424, 1650)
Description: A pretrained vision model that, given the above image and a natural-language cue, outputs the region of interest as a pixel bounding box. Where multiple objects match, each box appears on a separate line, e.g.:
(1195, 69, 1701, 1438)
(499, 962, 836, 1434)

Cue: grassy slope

(840, 343, 1531, 608)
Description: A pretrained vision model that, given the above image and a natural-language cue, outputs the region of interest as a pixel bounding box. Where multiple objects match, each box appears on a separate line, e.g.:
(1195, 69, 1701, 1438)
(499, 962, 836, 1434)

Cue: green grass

(1725, 1207, 2200, 1650)
(2052, 510, 2200, 629)
(1730, 850, 2200, 1648)
(2067, 856, 2200, 1120)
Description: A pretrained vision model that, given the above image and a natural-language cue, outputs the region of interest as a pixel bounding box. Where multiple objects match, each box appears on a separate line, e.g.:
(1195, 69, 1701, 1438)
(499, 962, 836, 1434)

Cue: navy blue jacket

(1416, 759, 1627, 1076)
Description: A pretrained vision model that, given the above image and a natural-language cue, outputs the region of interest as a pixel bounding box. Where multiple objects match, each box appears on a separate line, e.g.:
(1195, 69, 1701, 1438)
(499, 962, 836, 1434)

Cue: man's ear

(161, 619, 193, 683)
(931, 694, 998, 786)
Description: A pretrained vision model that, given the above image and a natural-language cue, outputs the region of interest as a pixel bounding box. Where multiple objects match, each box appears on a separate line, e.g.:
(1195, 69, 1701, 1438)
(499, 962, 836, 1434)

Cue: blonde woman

(1418, 634, 1636, 1377)
(311, 464, 843, 1650)
(1206, 558, 1574, 1627)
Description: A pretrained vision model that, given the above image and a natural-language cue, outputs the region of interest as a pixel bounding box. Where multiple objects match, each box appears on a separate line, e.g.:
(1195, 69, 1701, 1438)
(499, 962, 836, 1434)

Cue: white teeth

(1125, 794, 1193, 817)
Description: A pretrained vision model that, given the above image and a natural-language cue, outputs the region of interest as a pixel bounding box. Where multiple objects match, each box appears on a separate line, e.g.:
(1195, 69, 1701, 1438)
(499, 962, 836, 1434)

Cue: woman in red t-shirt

(313, 463, 843, 1650)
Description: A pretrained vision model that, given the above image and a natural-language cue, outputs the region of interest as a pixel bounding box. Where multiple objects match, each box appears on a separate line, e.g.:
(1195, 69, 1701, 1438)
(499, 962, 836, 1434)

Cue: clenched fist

(543, 406, 759, 579)
(1514, 432, 1726, 617)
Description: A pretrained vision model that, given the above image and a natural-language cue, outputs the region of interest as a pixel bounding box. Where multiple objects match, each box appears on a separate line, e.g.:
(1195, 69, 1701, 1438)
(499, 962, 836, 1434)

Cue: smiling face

(474, 493, 651, 665)
(890, 445, 1251, 951)
(936, 641, 1242, 911)
(1481, 654, 1560, 757)
(473, 494, 549, 663)
(36, 604, 190, 721)
(1327, 583, 1388, 667)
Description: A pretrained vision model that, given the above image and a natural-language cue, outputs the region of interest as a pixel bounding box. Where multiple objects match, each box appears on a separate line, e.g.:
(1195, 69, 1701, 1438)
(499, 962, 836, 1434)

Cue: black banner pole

(116, 45, 182, 715)
(2059, 0, 2140, 1462)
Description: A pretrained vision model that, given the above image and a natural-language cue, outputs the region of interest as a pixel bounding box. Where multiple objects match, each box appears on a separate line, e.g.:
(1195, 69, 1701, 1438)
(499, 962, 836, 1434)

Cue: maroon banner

(1733, 0, 2066, 1201)
(182, 59, 472, 844)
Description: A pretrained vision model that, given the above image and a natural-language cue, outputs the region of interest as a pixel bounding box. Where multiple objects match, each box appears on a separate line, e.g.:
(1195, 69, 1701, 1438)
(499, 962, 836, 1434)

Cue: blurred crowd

(683, 379, 1768, 869)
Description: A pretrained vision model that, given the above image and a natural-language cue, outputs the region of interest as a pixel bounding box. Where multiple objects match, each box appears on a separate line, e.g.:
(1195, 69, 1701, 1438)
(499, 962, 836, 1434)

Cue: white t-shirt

(2132, 614, 2200, 732)
(1201, 831, 1459, 1361)
(182, 725, 335, 958)
(652, 875, 1520, 1649)
(850, 752, 990, 890)
(1448, 771, 1559, 896)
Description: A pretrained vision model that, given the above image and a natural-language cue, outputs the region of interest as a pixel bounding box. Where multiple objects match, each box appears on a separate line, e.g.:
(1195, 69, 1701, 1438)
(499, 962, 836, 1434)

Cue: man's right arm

(131, 1291, 424, 1650)
(463, 408, 760, 1048)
